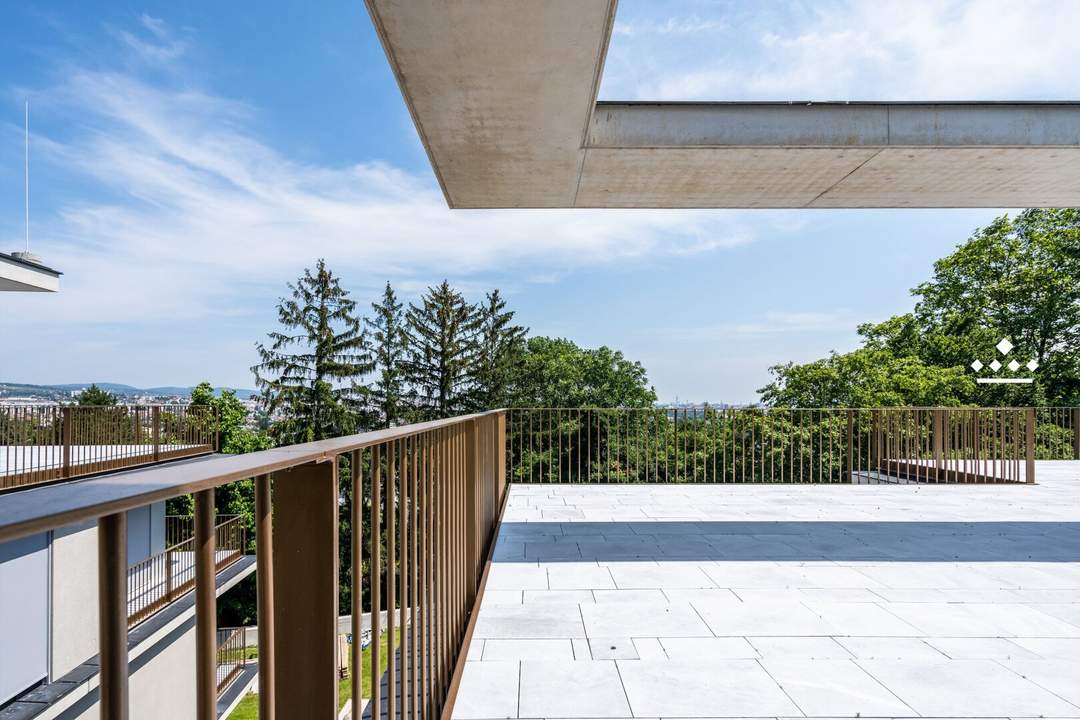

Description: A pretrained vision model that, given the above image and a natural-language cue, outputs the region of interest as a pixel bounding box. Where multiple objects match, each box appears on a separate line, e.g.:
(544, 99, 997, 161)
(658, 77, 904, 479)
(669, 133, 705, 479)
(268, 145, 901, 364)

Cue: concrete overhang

(364, 0, 1080, 209)
(0, 251, 61, 292)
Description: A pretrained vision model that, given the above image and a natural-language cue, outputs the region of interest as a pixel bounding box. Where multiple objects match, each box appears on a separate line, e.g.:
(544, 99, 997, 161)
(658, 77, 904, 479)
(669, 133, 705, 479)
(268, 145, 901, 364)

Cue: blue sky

(1, 1, 1078, 403)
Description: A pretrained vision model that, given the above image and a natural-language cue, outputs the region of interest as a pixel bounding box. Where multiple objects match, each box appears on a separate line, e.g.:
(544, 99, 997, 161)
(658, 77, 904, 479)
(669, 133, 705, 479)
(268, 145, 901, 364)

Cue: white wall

(59, 622, 197, 720)
(49, 521, 98, 680)
(0, 532, 49, 705)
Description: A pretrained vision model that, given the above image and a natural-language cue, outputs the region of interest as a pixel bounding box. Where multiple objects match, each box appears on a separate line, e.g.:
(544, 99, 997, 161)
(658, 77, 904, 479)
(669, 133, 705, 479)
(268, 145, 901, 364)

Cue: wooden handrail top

(0, 409, 505, 544)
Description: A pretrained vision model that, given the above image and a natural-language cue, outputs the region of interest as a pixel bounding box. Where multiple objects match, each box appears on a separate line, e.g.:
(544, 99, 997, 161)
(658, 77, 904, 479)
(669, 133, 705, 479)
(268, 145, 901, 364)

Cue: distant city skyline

(3, 2, 1078, 402)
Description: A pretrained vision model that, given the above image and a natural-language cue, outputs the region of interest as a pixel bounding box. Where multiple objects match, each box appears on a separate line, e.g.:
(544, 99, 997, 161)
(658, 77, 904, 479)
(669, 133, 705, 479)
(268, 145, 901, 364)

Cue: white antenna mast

(25, 100, 30, 253)
(13, 100, 42, 265)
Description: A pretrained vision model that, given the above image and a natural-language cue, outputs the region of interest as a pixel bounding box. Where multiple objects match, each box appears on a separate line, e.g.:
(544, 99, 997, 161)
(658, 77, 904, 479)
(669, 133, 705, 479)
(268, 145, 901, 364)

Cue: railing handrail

(0, 409, 505, 544)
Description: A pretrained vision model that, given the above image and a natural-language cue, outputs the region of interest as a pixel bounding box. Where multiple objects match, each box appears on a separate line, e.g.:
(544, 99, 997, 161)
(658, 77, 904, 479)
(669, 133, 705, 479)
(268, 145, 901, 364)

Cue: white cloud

(603, 0, 1080, 101)
(3, 22, 778, 329)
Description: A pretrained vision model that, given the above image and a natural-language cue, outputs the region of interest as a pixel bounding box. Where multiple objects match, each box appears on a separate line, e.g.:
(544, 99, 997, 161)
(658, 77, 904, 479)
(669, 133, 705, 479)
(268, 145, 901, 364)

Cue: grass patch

(226, 630, 396, 719)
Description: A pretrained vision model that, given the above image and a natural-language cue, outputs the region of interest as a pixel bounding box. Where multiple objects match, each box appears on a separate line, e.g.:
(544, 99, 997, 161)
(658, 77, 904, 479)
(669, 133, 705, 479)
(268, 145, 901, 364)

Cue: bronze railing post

(350, 450, 363, 720)
(255, 473, 275, 720)
(152, 406, 161, 463)
(61, 406, 72, 479)
(98, 512, 129, 720)
(932, 408, 945, 480)
(1026, 407, 1036, 484)
(273, 460, 340, 718)
(195, 489, 217, 720)
(1074, 407, 1080, 460)
(846, 409, 854, 483)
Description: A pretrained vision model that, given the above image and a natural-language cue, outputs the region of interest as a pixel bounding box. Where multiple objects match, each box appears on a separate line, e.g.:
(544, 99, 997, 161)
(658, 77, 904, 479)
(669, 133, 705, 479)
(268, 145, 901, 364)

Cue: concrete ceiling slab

(365, 2, 1080, 209)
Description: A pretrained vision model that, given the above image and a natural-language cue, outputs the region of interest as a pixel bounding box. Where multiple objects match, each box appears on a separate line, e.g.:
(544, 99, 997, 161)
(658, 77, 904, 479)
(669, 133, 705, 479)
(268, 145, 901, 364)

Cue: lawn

(226, 630, 395, 719)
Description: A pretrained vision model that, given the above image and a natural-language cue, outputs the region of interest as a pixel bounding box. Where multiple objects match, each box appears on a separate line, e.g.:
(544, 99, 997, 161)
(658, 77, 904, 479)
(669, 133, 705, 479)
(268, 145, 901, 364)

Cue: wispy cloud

(603, 0, 1080, 101)
(2, 18, 782, 329)
(659, 310, 860, 340)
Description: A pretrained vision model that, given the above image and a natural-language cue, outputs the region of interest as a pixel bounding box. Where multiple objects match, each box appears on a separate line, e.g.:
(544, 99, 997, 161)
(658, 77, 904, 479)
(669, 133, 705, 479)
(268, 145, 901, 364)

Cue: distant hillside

(0, 382, 258, 400)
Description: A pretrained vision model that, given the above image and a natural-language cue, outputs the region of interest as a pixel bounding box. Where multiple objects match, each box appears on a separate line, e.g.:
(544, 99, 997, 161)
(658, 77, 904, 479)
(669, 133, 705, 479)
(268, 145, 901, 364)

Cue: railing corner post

(1026, 406, 1036, 484)
(152, 406, 161, 463)
(61, 406, 73, 479)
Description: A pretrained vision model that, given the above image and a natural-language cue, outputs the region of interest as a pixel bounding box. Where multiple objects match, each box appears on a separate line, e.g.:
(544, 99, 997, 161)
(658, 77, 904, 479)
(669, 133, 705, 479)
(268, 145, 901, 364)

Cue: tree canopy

(252, 259, 374, 443)
(512, 336, 657, 408)
(760, 209, 1080, 407)
(77, 383, 118, 406)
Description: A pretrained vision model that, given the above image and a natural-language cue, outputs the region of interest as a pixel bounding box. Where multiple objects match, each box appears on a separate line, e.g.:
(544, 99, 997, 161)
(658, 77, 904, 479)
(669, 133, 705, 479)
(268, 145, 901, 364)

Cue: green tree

(759, 348, 974, 407)
(366, 282, 409, 428)
(253, 259, 374, 443)
(78, 384, 117, 406)
(404, 281, 481, 418)
(759, 209, 1080, 408)
(475, 289, 527, 410)
(513, 336, 657, 408)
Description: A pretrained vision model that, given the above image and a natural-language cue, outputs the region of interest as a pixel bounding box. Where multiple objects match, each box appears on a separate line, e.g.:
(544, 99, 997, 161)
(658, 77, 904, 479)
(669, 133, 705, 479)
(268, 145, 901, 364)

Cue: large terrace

(457, 461, 1080, 719)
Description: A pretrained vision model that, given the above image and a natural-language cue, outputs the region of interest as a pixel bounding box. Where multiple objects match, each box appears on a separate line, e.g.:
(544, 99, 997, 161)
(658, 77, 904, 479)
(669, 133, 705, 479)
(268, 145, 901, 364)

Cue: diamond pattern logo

(971, 337, 1037, 384)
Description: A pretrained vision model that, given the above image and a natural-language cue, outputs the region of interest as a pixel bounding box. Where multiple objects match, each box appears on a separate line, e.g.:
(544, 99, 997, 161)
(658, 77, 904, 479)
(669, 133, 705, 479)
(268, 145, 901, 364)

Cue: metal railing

(216, 627, 249, 696)
(1035, 407, 1080, 460)
(0, 404, 218, 491)
(0, 409, 507, 720)
(507, 407, 1062, 484)
(127, 515, 245, 628)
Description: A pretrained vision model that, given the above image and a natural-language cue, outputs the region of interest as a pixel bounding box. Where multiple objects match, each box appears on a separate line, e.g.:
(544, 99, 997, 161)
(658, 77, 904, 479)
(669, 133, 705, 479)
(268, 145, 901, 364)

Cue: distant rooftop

(0, 251, 61, 292)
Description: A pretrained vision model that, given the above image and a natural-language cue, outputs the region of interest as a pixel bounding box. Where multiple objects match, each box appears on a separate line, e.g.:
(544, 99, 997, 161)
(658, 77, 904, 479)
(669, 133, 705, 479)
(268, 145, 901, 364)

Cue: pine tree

(476, 289, 527, 409)
(252, 259, 373, 443)
(366, 282, 409, 428)
(78, 384, 118, 406)
(404, 280, 481, 418)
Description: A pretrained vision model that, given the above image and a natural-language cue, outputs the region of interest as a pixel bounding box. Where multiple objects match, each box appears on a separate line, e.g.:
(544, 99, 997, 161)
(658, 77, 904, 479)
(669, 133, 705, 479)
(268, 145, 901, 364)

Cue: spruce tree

(404, 280, 481, 418)
(476, 289, 527, 409)
(366, 281, 409, 427)
(252, 259, 373, 443)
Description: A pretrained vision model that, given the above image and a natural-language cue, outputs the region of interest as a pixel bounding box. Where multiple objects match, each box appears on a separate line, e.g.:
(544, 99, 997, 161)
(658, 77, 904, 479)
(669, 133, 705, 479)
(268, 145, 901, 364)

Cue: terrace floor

(454, 461, 1080, 719)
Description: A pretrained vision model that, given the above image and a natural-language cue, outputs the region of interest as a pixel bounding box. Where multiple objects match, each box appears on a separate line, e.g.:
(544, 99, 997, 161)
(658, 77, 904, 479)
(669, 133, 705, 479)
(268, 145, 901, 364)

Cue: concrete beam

(363, 3, 1080, 209)
(365, 0, 617, 208)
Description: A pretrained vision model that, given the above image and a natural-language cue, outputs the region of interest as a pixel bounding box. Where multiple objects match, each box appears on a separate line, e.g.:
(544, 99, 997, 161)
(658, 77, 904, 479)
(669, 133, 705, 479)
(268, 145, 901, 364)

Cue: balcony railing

(0, 404, 218, 491)
(508, 407, 1079, 485)
(216, 627, 250, 696)
(0, 409, 507, 720)
(127, 515, 246, 628)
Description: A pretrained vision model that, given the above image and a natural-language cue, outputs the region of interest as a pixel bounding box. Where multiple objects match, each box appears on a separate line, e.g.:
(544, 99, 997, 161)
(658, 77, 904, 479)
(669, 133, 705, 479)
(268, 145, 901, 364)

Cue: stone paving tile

(835, 636, 949, 660)
(580, 601, 712, 638)
(546, 564, 616, 590)
(452, 661, 519, 719)
(997, 658, 1080, 708)
(658, 636, 759, 659)
(485, 563, 547, 591)
(761, 658, 916, 716)
(587, 637, 638, 660)
(481, 639, 574, 662)
(616, 659, 801, 717)
(855, 659, 1080, 717)
(518, 661, 630, 718)
(926, 637, 1043, 660)
(747, 636, 852, 659)
(693, 598, 835, 636)
(522, 589, 594, 604)
(473, 603, 585, 639)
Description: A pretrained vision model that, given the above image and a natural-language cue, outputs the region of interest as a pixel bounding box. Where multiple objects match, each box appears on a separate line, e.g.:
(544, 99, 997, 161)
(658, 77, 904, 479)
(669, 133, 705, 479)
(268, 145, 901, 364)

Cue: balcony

(0, 407, 1077, 719)
(1, 404, 218, 491)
